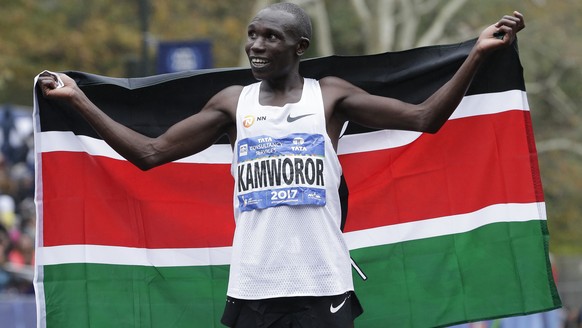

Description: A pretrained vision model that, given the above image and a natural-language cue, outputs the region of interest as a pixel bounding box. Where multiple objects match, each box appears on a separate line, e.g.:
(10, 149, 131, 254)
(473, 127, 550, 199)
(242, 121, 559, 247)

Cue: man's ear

(297, 37, 310, 56)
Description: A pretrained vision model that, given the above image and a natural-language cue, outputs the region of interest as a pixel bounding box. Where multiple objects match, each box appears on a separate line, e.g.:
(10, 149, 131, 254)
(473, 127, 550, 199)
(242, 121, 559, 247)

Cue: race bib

(236, 133, 326, 211)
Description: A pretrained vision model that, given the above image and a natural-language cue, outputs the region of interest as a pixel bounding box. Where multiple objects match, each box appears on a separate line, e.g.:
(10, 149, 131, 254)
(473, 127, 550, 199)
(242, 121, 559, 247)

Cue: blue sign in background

(156, 40, 212, 74)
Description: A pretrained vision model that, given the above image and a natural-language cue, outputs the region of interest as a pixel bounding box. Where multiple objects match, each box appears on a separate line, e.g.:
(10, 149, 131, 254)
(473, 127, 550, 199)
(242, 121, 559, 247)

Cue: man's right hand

(37, 72, 79, 102)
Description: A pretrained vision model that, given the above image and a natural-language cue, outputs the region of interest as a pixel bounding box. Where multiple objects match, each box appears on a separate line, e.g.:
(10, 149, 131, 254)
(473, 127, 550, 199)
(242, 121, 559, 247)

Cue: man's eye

(248, 32, 257, 39)
(268, 34, 278, 41)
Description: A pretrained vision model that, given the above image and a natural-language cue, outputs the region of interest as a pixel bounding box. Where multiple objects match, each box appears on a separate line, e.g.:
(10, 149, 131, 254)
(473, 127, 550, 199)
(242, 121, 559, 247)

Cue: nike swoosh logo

(286, 113, 315, 123)
(329, 298, 347, 314)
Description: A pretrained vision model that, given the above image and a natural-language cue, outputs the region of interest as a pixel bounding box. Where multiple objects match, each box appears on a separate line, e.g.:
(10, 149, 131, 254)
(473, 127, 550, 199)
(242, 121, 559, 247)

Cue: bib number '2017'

(271, 189, 298, 201)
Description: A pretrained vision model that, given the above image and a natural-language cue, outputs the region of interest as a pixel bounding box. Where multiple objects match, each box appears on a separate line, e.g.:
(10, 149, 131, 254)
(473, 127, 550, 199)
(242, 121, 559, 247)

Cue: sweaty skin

(38, 9, 525, 171)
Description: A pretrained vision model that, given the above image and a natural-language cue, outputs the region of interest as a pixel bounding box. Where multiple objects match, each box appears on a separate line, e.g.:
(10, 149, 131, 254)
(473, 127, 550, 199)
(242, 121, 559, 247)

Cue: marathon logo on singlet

(236, 133, 326, 211)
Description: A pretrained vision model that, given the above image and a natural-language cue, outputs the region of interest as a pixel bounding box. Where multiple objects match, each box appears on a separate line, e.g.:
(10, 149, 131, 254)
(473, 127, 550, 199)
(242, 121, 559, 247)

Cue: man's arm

(324, 11, 525, 135)
(37, 74, 240, 170)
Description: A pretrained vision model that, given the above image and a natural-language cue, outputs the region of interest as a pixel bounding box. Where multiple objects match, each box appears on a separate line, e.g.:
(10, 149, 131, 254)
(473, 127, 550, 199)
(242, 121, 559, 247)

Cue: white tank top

(228, 78, 354, 299)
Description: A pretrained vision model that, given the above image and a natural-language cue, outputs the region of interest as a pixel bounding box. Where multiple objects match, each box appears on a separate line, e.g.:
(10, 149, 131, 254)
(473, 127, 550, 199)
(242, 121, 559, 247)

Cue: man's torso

(226, 78, 353, 299)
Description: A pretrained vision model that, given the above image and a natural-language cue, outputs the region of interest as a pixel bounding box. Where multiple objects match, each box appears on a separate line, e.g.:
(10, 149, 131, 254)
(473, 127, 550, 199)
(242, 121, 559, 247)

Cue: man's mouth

(251, 58, 270, 68)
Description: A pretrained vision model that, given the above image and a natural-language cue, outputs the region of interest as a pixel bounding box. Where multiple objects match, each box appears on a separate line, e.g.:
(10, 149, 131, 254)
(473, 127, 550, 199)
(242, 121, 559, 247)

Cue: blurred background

(1, 0, 580, 327)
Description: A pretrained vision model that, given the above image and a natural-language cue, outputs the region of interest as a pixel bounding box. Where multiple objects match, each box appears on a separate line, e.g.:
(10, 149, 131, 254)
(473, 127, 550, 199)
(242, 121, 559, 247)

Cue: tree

(517, 0, 582, 254)
(0, 0, 256, 105)
(347, 0, 469, 53)
(0, 0, 140, 104)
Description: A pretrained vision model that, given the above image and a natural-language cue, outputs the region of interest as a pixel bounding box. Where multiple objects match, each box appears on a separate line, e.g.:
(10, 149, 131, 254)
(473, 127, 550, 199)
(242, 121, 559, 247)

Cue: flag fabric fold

(33, 39, 561, 328)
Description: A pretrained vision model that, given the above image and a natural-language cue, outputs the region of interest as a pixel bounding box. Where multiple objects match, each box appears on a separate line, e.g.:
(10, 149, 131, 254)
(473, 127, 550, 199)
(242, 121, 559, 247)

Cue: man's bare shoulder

(215, 85, 246, 100)
(318, 76, 363, 95)
(318, 76, 366, 102)
(205, 85, 245, 113)
(318, 76, 351, 89)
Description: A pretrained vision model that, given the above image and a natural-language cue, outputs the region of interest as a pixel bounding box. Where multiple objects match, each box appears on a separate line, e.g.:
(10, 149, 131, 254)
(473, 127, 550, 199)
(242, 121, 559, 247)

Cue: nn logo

(243, 115, 255, 128)
(243, 115, 267, 128)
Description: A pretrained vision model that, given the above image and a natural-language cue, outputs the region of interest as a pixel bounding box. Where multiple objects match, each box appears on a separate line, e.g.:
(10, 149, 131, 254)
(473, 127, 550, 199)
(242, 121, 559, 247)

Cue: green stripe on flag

(351, 220, 559, 327)
(43, 264, 229, 328)
(41, 220, 559, 328)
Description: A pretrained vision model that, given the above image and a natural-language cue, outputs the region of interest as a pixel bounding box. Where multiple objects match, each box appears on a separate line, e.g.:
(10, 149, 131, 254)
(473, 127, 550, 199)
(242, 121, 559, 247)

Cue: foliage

(0, 0, 255, 105)
(521, 0, 582, 254)
(1, 0, 138, 104)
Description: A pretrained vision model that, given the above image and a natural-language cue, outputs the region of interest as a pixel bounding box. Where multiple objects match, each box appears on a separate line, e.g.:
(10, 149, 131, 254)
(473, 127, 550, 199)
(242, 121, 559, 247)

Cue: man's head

(245, 3, 312, 81)
(266, 2, 312, 42)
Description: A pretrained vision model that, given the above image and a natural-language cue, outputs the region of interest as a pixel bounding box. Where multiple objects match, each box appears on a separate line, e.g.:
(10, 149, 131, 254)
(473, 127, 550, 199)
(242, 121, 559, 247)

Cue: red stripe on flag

(41, 156, 235, 248)
(342, 110, 541, 232)
(522, 110, 545, 202)
(41, 110, 539, 248)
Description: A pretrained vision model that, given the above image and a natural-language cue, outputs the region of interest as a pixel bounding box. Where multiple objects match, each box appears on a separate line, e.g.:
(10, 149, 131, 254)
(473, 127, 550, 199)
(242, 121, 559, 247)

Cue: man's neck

(259, 74, 304, 107)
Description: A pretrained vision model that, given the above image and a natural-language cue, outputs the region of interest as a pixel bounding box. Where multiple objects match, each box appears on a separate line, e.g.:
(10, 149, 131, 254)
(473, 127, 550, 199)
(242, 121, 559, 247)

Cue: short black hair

(267, 2, 312, 40)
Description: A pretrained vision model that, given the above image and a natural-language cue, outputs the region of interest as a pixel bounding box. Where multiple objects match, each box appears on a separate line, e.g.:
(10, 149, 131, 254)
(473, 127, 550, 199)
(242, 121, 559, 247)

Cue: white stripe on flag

(338, 89, 529, 155)
(37, 202, 545, 267)
(38, 245, 233, 267)
(38, 90, 528, 163)
(38, 131, 234, 164)
(344, 202, 546, 251)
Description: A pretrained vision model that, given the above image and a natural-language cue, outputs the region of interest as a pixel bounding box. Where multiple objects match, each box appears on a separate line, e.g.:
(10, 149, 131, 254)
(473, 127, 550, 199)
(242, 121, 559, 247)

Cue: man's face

(245, 9, 302, 81)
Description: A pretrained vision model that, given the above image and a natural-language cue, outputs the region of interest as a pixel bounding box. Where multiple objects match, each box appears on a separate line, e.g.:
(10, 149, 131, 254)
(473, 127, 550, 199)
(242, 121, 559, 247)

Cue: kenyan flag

(33, 39, 560, 327)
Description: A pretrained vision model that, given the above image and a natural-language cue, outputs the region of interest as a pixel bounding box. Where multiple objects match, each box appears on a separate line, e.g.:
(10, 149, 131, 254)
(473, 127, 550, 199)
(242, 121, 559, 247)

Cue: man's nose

(250, 37, 266, 52)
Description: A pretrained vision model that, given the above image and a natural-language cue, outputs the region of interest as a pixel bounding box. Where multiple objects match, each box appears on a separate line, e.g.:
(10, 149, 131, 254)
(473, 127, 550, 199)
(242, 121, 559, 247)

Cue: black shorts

(221, 291, 363, 328)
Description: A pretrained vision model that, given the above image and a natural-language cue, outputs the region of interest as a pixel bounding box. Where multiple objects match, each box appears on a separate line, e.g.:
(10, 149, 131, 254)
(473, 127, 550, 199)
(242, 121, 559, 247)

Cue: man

(38, 2, 525, 327)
